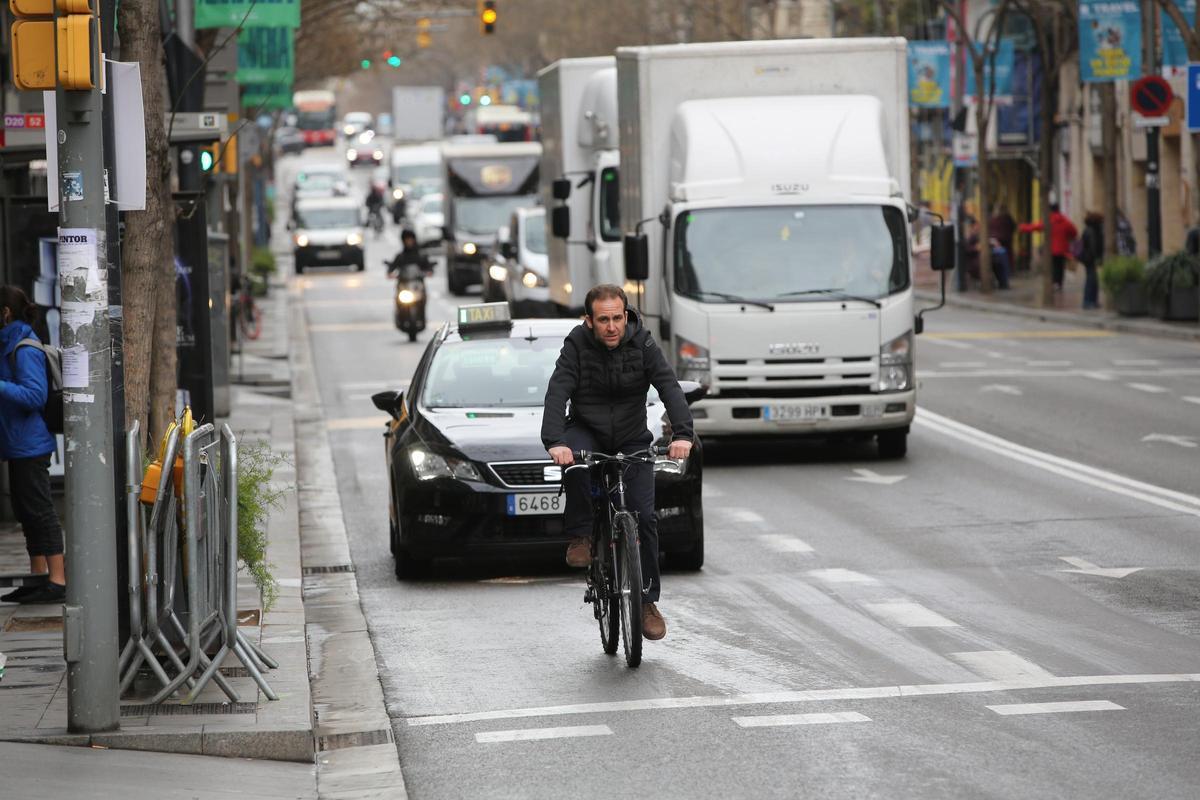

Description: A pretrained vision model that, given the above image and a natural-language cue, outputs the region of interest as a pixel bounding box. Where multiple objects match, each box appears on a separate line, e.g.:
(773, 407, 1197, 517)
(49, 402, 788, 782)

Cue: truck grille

(712, 356, 877, 398)
(488, 461, 558, 488)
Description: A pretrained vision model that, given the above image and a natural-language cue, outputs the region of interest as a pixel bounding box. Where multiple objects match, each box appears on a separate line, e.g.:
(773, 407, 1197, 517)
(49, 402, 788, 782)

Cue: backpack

(12, 339, 64, 434)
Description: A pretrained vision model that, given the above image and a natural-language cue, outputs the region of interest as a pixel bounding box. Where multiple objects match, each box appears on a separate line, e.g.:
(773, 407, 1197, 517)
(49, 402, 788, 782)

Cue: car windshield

(421, 197, 443, 215)
(674, 205, 909, 302)
(297, 208, 359, 229)
(394, 164, 441, 184)
(524, 214, 547, 254)
(296, 173, 342, 192)
(422, 337, 560, 408)
(456, 195, 537, 235)
(345, 113, 372, 126)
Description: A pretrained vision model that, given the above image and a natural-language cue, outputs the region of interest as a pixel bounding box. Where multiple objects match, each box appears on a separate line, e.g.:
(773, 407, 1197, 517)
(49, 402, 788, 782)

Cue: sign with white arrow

(980, 384, 1023, 396)
(847, 468, 907, 485)
(1141, 433, 1197, 448)
(1058, 556, 1142, 579)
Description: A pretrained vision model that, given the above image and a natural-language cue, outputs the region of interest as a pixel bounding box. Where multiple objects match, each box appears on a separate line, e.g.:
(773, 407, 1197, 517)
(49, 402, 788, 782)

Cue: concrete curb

(289, 281, 409, 799)
(915, 289, 1200, 343)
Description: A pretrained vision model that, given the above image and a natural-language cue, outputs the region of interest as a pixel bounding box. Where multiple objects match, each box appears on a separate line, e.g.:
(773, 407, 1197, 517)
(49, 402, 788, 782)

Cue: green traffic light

(361, 59, 371, 69)
(460, 93, 472, 105)
(387, 55, 402, 67)
(199, 150, 215, 171)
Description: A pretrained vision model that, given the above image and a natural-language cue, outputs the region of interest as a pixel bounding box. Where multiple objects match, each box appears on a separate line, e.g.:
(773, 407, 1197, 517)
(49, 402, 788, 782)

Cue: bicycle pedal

(583, 589, 594, 604)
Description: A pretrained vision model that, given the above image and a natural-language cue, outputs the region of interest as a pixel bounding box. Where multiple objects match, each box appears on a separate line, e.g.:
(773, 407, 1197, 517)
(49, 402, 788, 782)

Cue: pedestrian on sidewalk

(1116, 209, 1137, 256)
(964, 216, 1011, 289)
(1080, 211, 1104, 310)
(1018, 203, 1079, 293)
(0, 286, 65, 605)
(989, 204, 1017, 270)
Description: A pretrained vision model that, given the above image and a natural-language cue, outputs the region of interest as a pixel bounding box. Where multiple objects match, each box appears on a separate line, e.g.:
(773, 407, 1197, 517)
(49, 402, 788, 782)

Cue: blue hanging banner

(966, 38, 1016, 100)
(1079, 1, 1142, 82)
(1162, 0, 1196, 69)
(908, 41, 951, 108)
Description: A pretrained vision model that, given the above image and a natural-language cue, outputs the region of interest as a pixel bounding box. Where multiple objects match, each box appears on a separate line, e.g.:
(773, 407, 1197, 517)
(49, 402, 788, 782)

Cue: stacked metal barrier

(118, 422, 277, 704)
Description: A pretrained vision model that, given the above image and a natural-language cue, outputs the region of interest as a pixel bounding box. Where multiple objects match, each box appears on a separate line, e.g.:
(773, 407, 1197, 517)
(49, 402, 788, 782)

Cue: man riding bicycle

(541, 284, 694, 641)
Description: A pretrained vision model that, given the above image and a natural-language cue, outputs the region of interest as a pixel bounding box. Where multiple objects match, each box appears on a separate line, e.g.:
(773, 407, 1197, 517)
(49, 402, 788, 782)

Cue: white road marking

(949, 651, 1055, 681)
(983, 351, 1008, 359)
(309, 322, 396, 332)
(986, 700, 1124, 716)
(326, 416, 388, 431)
(475, 725, 612, 743)
(914, 408, 1200, 518)
(846, 468, 907, 485)
(808, 569, 878, 585)
(921, 337, 975, 350)
(1141, 433, 1197, 449)
(980, 384, 1023, 396)
(1127, 382, 1169, 393)
(406, 673, 1200, 726)
(1082, 371, 1116, 381)
(733, 711, 870, 728)
(1113, 359, 1161, 366)
(919, 368, 1200, 379)
(865, 601, 959, 628)
(1058, 556, 1143, 579)
(723, 509, 765, 524)
(758, 534, 814, 553)
(1184, 396, 1200, 406)
(1026, 360, 1072, 367)
(939, 361, 987, 368)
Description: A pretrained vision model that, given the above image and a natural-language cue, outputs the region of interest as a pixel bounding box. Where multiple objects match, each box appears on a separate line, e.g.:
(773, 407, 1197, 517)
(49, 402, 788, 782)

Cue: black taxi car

(371, 303, 705, 579)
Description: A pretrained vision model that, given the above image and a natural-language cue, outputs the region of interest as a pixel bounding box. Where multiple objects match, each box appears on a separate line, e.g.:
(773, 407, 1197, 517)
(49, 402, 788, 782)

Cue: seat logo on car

(543, 465, 562, 482)
(768, 342, 820, 355)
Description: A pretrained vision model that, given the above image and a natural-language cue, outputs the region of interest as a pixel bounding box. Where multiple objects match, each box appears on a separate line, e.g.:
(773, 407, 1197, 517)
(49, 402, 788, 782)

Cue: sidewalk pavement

(913, 252, 1200, 342)
(0, 276, 406, 798)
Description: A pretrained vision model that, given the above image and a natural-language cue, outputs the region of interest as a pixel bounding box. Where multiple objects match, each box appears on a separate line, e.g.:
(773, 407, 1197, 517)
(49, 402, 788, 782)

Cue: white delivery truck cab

(539, 57, 623, 316)
(391, 86, 445, 143)
(618, 37, 941, 458)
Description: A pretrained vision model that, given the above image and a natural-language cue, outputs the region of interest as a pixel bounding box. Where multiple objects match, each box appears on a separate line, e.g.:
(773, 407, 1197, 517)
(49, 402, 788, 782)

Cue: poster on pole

(966, 38, 1016, 104)
(195, 0, 300, 30)
(907, 41, 951, 108)
(1079, 1, 1142, 82)
(236, 27, 294, 85)
(1162, 0, 1196, 69)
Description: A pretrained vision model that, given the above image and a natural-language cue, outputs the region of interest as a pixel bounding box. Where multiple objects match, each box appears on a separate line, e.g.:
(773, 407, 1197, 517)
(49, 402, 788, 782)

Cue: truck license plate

(506, 493, 564, 516)
(764, 403, 829, 422)
(318, 249, 341, 259)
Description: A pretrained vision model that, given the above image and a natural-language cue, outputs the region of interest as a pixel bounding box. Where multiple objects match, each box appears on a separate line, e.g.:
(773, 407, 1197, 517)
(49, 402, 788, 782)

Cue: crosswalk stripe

(865, 601, 959, 628)
(1127, 382, 1169, 393)
(808, 568, 877, 585)
(986, 700, 1123, 716)
(475, 725, 612, 743)
(733, 711, 870, 728)
(758, 534, 814, 553)
(950, 651, 1055, 681)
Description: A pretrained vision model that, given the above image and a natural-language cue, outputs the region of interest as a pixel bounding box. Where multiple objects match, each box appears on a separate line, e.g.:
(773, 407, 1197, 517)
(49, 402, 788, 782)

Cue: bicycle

(233, 282, 262, 342)
(566, 446, 672, 668)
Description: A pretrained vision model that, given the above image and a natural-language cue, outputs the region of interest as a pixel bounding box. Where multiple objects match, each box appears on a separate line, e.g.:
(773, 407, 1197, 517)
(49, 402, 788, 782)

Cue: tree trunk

(1038, 57, 1058, 307)
(975, 93, 994, 293)
(117, 0, 175, 448)
(1100, 84, 1119, 259)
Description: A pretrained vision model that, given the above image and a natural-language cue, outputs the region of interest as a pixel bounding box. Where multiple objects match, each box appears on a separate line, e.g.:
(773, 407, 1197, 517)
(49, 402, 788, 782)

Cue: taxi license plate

(318, 249, 341, 259)
(764, 403, 829, 422)
(506, 493, 564, 516)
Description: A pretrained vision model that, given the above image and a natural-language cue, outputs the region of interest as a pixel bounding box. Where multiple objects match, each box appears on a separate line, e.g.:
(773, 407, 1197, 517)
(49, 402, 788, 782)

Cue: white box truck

(617, 37, 952, 457)
(538, 57, 623, 315)
(392, 86, 445, 143)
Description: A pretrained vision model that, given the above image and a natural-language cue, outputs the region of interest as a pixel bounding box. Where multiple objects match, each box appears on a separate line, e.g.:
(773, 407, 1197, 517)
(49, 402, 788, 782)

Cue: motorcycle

(389, 262, 428, 342)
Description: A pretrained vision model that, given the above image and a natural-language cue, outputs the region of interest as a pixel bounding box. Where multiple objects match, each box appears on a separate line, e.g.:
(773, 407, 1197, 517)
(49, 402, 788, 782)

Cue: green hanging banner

(195, 0, 300, 30)
(242, 82, 293, 112)
(237, 27, 294, 85)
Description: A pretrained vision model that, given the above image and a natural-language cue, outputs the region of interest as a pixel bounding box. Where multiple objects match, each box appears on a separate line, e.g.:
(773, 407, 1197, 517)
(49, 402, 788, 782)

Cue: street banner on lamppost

(195, 0, 300, 29)
(1079, 0, 1142, 82)
(907, 41, 951, 108)
(966, 38, 1016, 104)
(1162, 0, 1196, 69)
(236, 27, 294, 85)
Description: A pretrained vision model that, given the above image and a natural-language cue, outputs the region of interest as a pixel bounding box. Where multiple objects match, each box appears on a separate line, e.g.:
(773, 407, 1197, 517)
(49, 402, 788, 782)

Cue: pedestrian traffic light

(9, 0, 96, 90)
(199, 147, 215, 172)
(479, 0, 497, 34)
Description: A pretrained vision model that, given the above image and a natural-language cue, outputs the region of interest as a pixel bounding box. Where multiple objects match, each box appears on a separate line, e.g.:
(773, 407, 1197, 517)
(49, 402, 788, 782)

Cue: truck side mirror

(624, 232, 649, 281)
(552, 177, 571, 200)
(930, 224, 956, 271)
(551, 206, 571, 239)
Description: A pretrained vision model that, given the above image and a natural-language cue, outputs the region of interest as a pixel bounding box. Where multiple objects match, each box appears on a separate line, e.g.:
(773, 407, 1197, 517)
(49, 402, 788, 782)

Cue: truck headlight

(346, 232, 363, 246)
(408, 449, 481, 482)
(488, 264, 507, 282)
(294, 234, 309, 247)
(373, 150, 384, 160)
(879, 330, 913, 392)
(522, 270, 547, 289)
(462, 242, 478, 256)
(676, 336, 710, 386)
(392, 188, 404, 200)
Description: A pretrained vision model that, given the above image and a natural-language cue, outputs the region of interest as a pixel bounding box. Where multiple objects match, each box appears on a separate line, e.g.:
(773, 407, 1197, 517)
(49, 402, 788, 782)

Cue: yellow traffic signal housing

(479, 0, 496, 34)
(12, 21, 54, 89)
(10, 0, 53, 13)
(56, 0, 93, 12)
(56, 14, 93, 90)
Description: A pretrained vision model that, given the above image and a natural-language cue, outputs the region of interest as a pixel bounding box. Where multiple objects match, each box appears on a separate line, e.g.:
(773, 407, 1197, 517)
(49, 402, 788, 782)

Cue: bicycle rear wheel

(614, 512, 643, 667)
(596, 538, 620, 655)
(238, 298, 263, 341)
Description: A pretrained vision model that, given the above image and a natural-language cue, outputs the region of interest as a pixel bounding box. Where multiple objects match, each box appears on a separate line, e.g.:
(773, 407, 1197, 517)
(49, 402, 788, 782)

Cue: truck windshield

(296, 110, 334, 131)
(393, 164, 441, 184)
(674, 205, 909, 302)
(297, 208, 359, 229)
(524, 214, 547, 254)
(455, 195, 538, 235)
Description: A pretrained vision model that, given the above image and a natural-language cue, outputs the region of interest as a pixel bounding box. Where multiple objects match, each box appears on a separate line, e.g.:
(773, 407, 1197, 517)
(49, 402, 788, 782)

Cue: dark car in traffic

(372, 303, 705, 578)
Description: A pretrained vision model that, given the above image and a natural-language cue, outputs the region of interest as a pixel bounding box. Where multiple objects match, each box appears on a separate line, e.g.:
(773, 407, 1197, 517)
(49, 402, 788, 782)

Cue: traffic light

(361, 58, 371, 69)
(417, 17, 431, 49)
(387, 55, 402, 68)
(479, 0, 497, 34)
(459, 93, 472, 106)
(10, 0, 96, 90)
(200, 135, 237, 174)
(199, 146, 216, 172)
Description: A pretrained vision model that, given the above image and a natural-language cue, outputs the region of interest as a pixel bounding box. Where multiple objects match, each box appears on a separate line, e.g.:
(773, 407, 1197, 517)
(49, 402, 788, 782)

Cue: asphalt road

(280, 147, 1200, 799)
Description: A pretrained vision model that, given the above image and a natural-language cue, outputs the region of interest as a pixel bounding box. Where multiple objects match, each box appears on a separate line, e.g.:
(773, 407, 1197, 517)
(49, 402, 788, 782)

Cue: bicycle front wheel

(614, 512, 643, 667)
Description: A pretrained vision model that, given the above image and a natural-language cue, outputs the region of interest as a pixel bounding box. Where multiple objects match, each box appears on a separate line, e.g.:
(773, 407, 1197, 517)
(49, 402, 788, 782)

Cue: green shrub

(237, 440, 290, 612)
(1144, 251, 1200, 300)
(251, 246, 276, 278)
(1099, 255, 1145, 295)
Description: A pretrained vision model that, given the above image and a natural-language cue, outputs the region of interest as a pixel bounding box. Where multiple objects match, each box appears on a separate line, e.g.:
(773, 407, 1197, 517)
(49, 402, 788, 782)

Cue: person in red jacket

(1018, 203, 1079, 291)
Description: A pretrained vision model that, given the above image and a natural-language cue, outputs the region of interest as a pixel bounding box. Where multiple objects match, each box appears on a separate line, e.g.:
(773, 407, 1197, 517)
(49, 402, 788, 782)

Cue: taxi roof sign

(457, 302, 512, 330)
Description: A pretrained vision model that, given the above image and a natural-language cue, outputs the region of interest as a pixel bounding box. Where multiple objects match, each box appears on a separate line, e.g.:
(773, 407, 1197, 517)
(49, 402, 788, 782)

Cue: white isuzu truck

(538, 57, 623, 316)
(617, 37, 952, 457)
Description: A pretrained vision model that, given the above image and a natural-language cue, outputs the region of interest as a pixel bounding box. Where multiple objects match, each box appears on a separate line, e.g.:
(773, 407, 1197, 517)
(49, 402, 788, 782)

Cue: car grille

(488, 461, 559, 488)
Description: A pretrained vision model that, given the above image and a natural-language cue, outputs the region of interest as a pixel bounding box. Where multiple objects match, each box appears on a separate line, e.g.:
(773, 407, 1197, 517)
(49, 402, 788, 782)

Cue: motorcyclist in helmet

(387, 229, 434, 279)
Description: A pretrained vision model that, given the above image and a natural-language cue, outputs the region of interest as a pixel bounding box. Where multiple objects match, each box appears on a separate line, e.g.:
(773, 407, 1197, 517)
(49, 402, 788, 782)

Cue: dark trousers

(1083, 263, 1100, 308)
(561, 425, 660, 603)
(9, 455, 63, 557)
(1052, 254, 1066, 288)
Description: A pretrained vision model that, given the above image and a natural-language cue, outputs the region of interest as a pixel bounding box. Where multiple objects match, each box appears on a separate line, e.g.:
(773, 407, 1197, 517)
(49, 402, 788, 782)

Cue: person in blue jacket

(0, 286, 65, 605)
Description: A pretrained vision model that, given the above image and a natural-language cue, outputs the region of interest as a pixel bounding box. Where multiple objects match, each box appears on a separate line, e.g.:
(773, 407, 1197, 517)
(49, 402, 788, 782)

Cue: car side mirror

(371, 390, 404, 419)
(552, 177, 571, 200)
(930, 224, 956, 271)
(500, 241, 516, 260)
(551, 206, 570, 239)
(678, 380, 707, 406)
(624, 232, 649, 281)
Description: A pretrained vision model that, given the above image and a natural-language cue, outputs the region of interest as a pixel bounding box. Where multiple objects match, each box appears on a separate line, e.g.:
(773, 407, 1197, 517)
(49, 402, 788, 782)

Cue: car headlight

(343, 125, 354, 135)
(676, 336, 710, 387)
(522, 270, 547, 289)
(398, 288, 416, 304)
(373, 150, 384, 160)
(879, 330, 913, 393)
(294, 234, 309, 247)
(346, 232, 363, 246)
(392, 188, 404, 200)
(408, 448, 481, 482)
(488, 264, 507, 282)
(461, 241, 478, 256)
(346, 149, 358, 160)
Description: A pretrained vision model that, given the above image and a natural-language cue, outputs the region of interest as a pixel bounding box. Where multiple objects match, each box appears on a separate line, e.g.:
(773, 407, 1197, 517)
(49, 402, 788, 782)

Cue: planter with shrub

(1099, 255, 1147, 317)
(249, 246, 276, 297)
(1144, 251, 1200, 321)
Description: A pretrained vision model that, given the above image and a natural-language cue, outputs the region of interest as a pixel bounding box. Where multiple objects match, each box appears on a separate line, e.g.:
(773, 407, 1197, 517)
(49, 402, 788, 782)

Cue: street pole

(57, 4, 120, 733)
(1145, 0, 1163, 257)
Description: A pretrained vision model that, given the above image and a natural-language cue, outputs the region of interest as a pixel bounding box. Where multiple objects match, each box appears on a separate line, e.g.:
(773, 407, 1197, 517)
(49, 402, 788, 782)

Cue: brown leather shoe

(565, 537, 591, 568)
(642, 602, 666, 640)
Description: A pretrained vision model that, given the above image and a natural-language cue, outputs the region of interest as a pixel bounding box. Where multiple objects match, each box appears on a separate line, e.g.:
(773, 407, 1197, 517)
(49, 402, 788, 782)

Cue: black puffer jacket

(541, 309, 694, 452)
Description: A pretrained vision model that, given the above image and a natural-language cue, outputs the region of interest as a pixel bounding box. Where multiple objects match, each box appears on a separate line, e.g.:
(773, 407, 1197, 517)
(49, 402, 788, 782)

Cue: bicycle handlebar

(564, 446, 669, 469)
